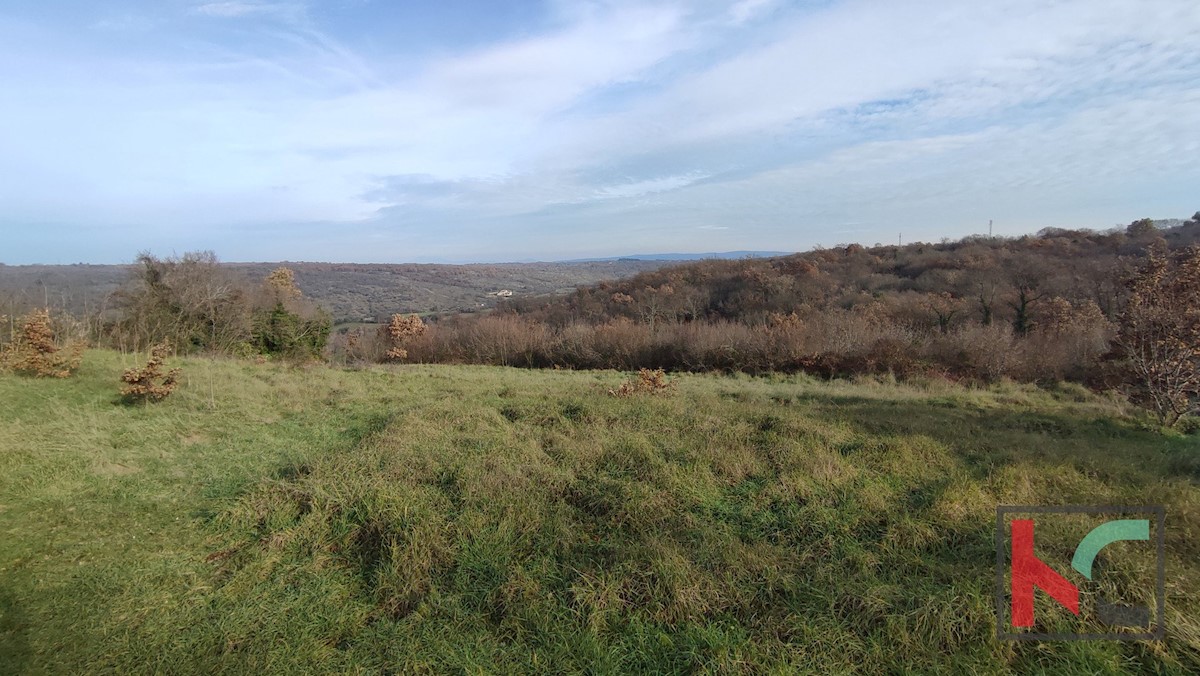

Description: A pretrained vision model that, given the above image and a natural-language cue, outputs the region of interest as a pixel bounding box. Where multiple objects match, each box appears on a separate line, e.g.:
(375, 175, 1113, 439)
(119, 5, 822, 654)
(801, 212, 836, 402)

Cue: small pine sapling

(121, 342, 182, 403)
(1, 308, 84, 378)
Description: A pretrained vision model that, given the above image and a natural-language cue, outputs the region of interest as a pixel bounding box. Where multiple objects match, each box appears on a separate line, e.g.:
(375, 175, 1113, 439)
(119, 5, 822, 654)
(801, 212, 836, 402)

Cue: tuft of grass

(1, 351, 1198, 673)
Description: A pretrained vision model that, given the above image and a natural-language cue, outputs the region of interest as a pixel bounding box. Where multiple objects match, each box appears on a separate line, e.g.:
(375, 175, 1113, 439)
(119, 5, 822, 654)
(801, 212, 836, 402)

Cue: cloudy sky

(1, 0, 1198, 264)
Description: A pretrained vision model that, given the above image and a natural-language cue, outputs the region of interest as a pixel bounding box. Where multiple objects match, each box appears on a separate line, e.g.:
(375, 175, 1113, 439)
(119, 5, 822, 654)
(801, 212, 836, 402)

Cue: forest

(4, 214, 1200, 426)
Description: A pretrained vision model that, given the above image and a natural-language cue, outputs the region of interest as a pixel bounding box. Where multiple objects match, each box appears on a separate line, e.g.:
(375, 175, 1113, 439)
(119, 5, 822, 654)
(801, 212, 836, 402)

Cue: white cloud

(2, 0, 1199, 262)
(534, 0, 1199, 166)
(728, 0, 779, 24)
(592, 173, 709, 200)
(192, 2, 293, 18)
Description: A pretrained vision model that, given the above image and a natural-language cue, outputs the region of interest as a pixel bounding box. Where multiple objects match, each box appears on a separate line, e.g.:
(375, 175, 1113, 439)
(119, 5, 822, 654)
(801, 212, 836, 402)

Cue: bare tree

(1112, 246, 1200, 427)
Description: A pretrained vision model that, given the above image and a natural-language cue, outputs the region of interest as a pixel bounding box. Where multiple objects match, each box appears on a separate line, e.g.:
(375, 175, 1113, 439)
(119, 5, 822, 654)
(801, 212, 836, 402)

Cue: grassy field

(1, 351, 1198, 674)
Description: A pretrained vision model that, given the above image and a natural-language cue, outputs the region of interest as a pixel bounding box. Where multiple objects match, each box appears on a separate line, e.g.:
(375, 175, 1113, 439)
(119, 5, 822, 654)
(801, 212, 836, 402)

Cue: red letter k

(1011, 519, 1080, 627)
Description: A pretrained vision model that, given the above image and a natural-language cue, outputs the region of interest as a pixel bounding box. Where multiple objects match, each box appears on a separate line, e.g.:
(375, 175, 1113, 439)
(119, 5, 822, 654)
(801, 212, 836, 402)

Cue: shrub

(1112, 246, 1200, 427)
(1018, 299, 1113, 382)
(589, 318, 654, 370)
(120, 342, 181, 402)
(929, 323, 1016, 382)
(265, 267, 302, 299)
(671, 321, 764, 372)
(382, 314, 426, 361)
(459, 315, 552, 368)
(251, 303, 331, 360)
(1, 308, 84, 378)
(108, 254, 330, 359)
(608, 368, 675, 397)
(251, 266, 330, 359)
(109, 251, 253, 354)
(329, 326, 381, 365)
(549, 323, 602, 368)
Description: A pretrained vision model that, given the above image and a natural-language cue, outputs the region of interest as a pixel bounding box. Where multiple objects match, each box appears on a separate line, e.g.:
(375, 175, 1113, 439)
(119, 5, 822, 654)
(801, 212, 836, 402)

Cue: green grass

(1, 352, 1198, 674)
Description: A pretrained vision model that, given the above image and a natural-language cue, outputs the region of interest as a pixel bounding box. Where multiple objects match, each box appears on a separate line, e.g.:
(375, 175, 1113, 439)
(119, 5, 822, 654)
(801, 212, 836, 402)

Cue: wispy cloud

(728, 0, 780, 24)
(0, 0, 1198, 263)
(192, 2, 298, 19)
(592, 173, 709, 200)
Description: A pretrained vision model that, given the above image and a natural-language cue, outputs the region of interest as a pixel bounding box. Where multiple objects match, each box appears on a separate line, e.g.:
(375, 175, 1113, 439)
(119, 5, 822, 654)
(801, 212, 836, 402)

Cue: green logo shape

(1071, 519, 1150, 580)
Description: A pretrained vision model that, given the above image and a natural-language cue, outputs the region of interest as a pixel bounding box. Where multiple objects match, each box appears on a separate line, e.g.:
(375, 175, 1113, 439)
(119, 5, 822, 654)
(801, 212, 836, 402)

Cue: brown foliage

(766, 312, 802, 331)
(383, 314, 427, 361)
(1, 308, 84, 378)
(265, 267, 302, 299)
(460, 315, 552, 367)
(1018, 298, 1112, 382)
(1112, 246, 1200, 426)
(120, 342, 181, 403)
(609, 368, 675, 397)
(260, 218, 1190, 394)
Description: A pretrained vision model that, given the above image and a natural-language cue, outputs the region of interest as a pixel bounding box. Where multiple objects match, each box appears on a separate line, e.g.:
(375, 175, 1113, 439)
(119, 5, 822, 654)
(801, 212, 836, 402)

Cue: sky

(1, 0, 1198, 264)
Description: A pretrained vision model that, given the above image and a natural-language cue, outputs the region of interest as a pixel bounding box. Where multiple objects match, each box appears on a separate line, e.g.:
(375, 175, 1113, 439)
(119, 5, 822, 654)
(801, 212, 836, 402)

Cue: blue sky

(1, 0, 1198, 264)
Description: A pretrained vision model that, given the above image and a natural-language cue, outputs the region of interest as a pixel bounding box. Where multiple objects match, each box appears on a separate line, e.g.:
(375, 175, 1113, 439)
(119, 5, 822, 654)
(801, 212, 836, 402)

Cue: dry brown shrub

(590, 318, 653, 370)
(1036, 296, 1077, 335)
(930, 323, 1016, 381)
(1, 308, 84, 378)
(551, 323, 602, 368)
(120, 342, 181, 402)
(383, 314, 426, 361)
(1112, 246, 1200, 426)
(265, 267, 302, 299)
(672, 321, 763, 372)
(609, 368, 675, 397)
(1018, 298, 1113, 382)
(766, 311, 803, 331)
(461, 315, 553, 367)
(400, 322, 464, 364)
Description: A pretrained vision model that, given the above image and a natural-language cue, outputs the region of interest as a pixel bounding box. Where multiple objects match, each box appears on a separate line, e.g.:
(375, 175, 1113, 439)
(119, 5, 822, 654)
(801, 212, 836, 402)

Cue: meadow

(1, 351, 1198, 673)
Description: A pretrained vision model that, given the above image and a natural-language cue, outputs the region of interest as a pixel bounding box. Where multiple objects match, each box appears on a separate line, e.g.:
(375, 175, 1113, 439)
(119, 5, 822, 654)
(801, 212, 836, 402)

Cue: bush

(107, 254, 331, 359)
(120, 342, 181, 402)
(1, 308, 84, 378)
(1112, 246, 1200, 427)
(460, 315, 553, 368)
(1017, 299, 1112, 382)
(109, 251, 253, 354)
(251, 303, 331, 360)
(588, 318, 654, 370)
(382, 314, 426, 361)
(929, 324, 1016, 382)
(608, 368, 675, 397)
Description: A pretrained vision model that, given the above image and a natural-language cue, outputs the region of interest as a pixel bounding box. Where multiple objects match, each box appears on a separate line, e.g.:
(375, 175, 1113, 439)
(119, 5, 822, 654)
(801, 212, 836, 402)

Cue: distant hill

(507, 218, 1200, 328)
(563, 251, 792, 262)
(0, 259, 675, 323)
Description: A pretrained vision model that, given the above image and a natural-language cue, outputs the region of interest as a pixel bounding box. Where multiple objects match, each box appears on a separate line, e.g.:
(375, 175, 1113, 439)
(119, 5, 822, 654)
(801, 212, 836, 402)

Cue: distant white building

(490, 290, 513, 297)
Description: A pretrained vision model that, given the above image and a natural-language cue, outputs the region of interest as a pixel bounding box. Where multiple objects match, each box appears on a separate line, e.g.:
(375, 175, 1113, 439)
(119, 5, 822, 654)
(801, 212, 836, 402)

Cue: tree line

(4, 215, 1200, 426)
(331, 214, 1200, 425)
(2, 252, 330, 362)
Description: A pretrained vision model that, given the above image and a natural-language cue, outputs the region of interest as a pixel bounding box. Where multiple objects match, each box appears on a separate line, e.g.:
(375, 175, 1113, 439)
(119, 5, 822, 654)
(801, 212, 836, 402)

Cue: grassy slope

(1, 352, 1198, 674)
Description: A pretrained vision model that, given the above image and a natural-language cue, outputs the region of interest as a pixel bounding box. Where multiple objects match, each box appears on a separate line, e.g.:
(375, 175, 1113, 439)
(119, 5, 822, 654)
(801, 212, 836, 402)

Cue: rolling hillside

(1, 352, 1197, 672)
(0, 259, 676, 324)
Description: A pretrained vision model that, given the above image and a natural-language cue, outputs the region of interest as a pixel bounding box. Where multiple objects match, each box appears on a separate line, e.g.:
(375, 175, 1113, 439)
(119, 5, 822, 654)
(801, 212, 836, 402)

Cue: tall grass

(1, 352, 1197, 673)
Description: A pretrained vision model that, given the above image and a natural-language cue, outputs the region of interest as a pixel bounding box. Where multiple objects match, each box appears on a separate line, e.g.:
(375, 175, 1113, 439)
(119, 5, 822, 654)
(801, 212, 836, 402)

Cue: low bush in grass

(119, 342, 181, 403)
(0, 308, 84, 378)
